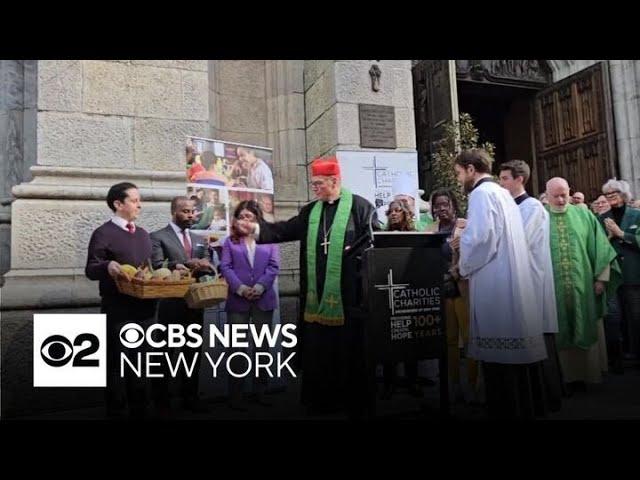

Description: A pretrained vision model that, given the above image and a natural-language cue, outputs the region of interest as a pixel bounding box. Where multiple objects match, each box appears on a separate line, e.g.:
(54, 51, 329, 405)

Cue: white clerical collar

(326, 195, 341, 205)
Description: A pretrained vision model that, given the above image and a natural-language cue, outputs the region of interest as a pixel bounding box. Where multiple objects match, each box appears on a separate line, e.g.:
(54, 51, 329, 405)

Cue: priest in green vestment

(234, 155, 378, 418)
(545, 177, 622, 389)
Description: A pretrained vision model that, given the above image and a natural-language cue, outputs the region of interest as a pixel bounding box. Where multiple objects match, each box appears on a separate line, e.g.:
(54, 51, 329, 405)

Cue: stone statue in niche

(369, 64, 381, 92)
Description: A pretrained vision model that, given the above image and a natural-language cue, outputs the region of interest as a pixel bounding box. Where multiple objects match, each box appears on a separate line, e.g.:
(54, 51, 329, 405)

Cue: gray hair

(602, 178, 632, 202)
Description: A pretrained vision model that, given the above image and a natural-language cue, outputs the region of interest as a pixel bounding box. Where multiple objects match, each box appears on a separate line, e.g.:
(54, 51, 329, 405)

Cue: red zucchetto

(311, 155, 341, 177)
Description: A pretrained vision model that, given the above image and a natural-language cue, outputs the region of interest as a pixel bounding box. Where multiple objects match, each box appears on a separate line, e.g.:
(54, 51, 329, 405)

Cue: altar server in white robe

(499, 160, 563, 413)
(451, 149, 547, 419)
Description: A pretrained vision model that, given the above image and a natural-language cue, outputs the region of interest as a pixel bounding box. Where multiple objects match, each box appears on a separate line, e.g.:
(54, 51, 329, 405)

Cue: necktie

(182, 229, 192, 258)
(126, 223, 135, 234)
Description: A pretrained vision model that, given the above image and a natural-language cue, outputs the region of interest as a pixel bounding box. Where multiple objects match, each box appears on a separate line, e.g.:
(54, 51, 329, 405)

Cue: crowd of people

(85, 149, 639, 420)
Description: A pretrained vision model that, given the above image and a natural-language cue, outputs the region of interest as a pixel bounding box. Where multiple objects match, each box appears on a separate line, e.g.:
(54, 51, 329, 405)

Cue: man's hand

(449, 236, 461, 251)
(175, 263, 189, 271)
(186, 258, 213, 271)
(455, 218, 467, 229)
(108, 261, 122, 279)
(604, 218, 624, 239)
(594, 281, 606, 296)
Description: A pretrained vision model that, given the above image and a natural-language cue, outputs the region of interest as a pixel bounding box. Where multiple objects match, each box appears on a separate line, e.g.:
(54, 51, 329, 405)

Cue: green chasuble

(547, 204, 621, 350)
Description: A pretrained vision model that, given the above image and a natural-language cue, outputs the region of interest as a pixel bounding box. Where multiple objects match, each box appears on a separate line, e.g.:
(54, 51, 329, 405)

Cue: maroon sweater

(85, 221, 156, 316)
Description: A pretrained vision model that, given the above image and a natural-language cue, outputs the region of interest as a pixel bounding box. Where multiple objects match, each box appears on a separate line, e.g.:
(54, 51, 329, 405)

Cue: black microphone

(345, 207, 380, 257)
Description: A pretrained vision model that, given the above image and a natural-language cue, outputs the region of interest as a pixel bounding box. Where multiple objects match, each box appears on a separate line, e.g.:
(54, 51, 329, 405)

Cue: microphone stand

(345, 208, 380, 258)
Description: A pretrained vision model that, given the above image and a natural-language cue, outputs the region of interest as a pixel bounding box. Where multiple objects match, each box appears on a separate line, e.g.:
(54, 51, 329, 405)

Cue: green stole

(304, 188, 353, 326)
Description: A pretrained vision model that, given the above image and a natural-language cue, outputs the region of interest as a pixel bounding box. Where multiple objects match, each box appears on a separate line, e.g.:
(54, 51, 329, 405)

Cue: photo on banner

(185, 185, 228, 249)
(228, 189, 276, 223)
(186, 137, 275, 192)
(185, 136, 276, 245)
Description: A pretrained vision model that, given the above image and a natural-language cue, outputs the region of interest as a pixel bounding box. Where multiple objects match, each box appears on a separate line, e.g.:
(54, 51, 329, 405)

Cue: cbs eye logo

(40, 334, 100, 367)
(119, 323, 145, 348)
(33, 314, 106, 387)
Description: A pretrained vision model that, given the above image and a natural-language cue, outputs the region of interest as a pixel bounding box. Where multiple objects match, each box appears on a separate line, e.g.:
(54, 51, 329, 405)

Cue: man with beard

(453, 149, 547, 419)
(151, 196, 216, 415)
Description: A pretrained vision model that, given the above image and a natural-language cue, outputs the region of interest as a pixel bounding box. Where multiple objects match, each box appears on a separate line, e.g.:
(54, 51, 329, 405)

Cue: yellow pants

(445, 296, 478, 388)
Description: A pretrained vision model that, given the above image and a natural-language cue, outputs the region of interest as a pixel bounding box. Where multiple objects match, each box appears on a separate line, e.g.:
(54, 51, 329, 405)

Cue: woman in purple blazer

(220, 200, 280, 410)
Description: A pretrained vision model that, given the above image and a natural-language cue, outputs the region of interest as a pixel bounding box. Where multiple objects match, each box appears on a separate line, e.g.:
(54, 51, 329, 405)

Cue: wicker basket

(184, 277, 228, 309)
(116, 276, 195, 299)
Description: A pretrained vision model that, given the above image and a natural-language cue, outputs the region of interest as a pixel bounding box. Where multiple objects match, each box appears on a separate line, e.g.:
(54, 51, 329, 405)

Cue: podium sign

(363, 245, 446, 363)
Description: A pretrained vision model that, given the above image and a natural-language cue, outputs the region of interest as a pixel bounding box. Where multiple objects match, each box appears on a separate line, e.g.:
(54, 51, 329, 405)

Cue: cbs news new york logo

(33, 314, 106, 387)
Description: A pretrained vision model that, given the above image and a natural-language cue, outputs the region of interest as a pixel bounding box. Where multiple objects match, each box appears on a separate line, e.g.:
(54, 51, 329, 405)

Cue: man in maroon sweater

(85, 182, 157, 419)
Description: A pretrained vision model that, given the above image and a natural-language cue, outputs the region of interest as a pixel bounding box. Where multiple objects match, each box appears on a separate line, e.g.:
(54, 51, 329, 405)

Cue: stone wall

(609, 60, 640, 197)
(304, 60, 416, 162)
(0, 61, 37, 281)
(1, 60, 211, 309)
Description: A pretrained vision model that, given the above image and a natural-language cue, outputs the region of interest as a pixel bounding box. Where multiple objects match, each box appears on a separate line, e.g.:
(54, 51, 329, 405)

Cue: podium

(361, 231, 450, 416)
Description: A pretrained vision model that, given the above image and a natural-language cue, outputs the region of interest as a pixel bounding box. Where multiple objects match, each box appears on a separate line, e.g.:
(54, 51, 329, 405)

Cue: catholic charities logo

(375, 269, 440, 315)
(33, 314, 106, 387)
(375, 269, 409, 315)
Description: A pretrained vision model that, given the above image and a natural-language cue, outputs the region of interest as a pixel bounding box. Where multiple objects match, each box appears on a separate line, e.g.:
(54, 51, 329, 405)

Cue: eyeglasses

(310, 180, 327, 188)
(604, 191, 621, 198)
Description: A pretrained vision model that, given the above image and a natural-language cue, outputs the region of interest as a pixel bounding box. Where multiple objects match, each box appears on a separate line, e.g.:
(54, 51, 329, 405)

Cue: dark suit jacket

(150, 224, 207, 270)
(150, 224, 209, 324)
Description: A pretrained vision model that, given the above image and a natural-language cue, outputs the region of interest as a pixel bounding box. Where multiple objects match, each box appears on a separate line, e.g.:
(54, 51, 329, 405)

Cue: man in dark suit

(151, 196, 214, 414)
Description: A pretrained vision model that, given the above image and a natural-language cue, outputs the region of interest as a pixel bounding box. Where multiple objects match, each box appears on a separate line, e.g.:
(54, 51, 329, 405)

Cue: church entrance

(457, 80, 538, 191)
(413, 60, 618, 201)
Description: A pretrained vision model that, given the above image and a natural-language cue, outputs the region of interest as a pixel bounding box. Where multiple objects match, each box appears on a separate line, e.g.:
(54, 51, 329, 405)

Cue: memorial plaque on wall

(359, 104, 396, 149)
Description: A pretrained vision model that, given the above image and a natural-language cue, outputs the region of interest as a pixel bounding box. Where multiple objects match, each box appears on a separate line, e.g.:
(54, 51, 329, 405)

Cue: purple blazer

(220, 237, 280, 313)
